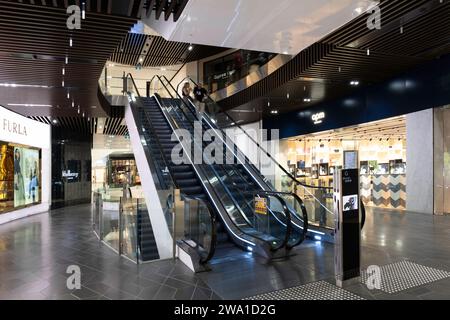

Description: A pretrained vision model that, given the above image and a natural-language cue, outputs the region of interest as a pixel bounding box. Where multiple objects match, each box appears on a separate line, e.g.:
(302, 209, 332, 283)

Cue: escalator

(139, 97, 232, 253)
(126, 74, 307, 261)
(173, 76, 366, 242)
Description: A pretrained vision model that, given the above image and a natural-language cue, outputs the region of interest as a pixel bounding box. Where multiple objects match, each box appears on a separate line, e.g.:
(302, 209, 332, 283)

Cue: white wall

(0, 105, 51, 225)
(406, 109, 434, 214)
(125, 104, 173, 259)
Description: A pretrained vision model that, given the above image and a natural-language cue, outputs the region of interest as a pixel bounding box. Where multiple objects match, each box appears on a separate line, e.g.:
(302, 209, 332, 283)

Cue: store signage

(312, 112, 325, 124)
(254, 197, 267, 215)
(0, 105, 50, 149)
(213, 70, 235, 81)
(62, 170, 79, 181)
(2, 119, 27, 136)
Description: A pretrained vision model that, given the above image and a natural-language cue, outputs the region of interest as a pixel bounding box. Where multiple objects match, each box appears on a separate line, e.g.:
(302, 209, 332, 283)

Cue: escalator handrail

(175, 76, 331, 192)
(125, 73, 218, 264)
(154, 82, 292, 250)
(156, 79, 284, 232)
(165, 76, 268, 190)
(182, 195, 217, 265)
(360, 199, 366, 230)
(160, 76, 278, 202)
(248, 190, 308, 249)
(154, 86, 255, 228)
(174, 76, 368, 233)
(125, 73, 179, 190)
(250, 191, 292, 252)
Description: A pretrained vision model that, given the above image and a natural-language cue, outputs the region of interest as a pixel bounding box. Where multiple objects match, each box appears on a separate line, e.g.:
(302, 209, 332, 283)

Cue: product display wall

(279, 138, 407, 210)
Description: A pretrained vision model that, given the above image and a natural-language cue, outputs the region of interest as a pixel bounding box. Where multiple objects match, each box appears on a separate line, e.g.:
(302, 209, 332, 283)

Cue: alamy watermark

(66, 4, 86, 30)
(365, 265, 382, 290)
(366, 5, 381, 30)
(66, 265, 81, 290)
(168, 123, 280, 169)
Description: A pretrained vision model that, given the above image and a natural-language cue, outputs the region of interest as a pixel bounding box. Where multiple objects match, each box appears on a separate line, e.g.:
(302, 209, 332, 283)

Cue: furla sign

(2, 118, 27, 136)
(312, 112, 325, 125)
(0, 105, 50, 149)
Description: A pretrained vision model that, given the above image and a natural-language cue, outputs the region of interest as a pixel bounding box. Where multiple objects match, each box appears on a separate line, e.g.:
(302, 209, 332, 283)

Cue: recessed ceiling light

(354, 7, 363, 15)
(8, 103, 53, 107)
(0, 83, 50, 89)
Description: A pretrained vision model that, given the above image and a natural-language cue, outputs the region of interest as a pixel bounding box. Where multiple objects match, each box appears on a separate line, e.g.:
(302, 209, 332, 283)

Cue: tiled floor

(1, 205, 450, 300)
(198, 207, 450, 300)
(0, 205, 220, 300)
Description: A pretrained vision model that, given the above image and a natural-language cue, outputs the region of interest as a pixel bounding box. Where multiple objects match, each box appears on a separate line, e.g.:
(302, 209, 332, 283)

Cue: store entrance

(279, 116, 407, 212)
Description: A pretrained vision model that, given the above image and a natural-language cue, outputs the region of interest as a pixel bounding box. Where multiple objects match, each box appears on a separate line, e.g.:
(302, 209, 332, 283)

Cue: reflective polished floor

(0, 205, 220, 300)
(1, 205, 450, 300)
(198, 207, 450, 299)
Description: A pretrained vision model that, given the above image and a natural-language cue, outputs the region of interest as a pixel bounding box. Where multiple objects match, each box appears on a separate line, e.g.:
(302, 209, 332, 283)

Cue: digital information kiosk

(334, 151, 361, 287)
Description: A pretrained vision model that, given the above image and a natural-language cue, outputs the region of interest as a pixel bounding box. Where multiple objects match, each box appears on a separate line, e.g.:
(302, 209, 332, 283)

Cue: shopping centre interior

(1, 0, 450, 303)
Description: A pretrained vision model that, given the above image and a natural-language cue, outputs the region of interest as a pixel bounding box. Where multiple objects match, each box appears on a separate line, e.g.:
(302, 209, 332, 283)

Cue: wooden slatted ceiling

(219, 0, 450, 115)
(0, 0, 137, 117)
(110, 32, 229, 67)
(4, 0, 190, 20)
(28, 115, 129, 136)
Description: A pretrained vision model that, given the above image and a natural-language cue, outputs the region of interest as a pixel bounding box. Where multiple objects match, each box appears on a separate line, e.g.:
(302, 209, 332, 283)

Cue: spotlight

(350, 80, 360, 86)
(52, 119, 57, 124)
(188, 44, 193, 51)
(303, 98, 311, 102)
(69, 37, 73, 47)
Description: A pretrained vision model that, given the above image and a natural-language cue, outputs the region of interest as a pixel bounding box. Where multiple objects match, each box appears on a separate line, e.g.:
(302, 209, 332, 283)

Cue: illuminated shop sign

(2, 119, 27, 136)
(0, 105, 50, 149)
(312, 112, 325, 125)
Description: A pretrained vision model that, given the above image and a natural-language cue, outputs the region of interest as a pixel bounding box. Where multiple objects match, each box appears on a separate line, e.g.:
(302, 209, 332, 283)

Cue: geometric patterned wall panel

(361, 174, 406, 210)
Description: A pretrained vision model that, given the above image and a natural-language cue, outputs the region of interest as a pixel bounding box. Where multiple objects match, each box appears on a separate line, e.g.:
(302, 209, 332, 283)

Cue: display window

(279, 116, 407, 210)
(0, 141, 41, 214)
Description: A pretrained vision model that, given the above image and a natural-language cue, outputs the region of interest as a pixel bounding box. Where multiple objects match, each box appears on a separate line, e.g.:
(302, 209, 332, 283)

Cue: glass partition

(120, 198, 139, 262)
(183, 197, 216, 263)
